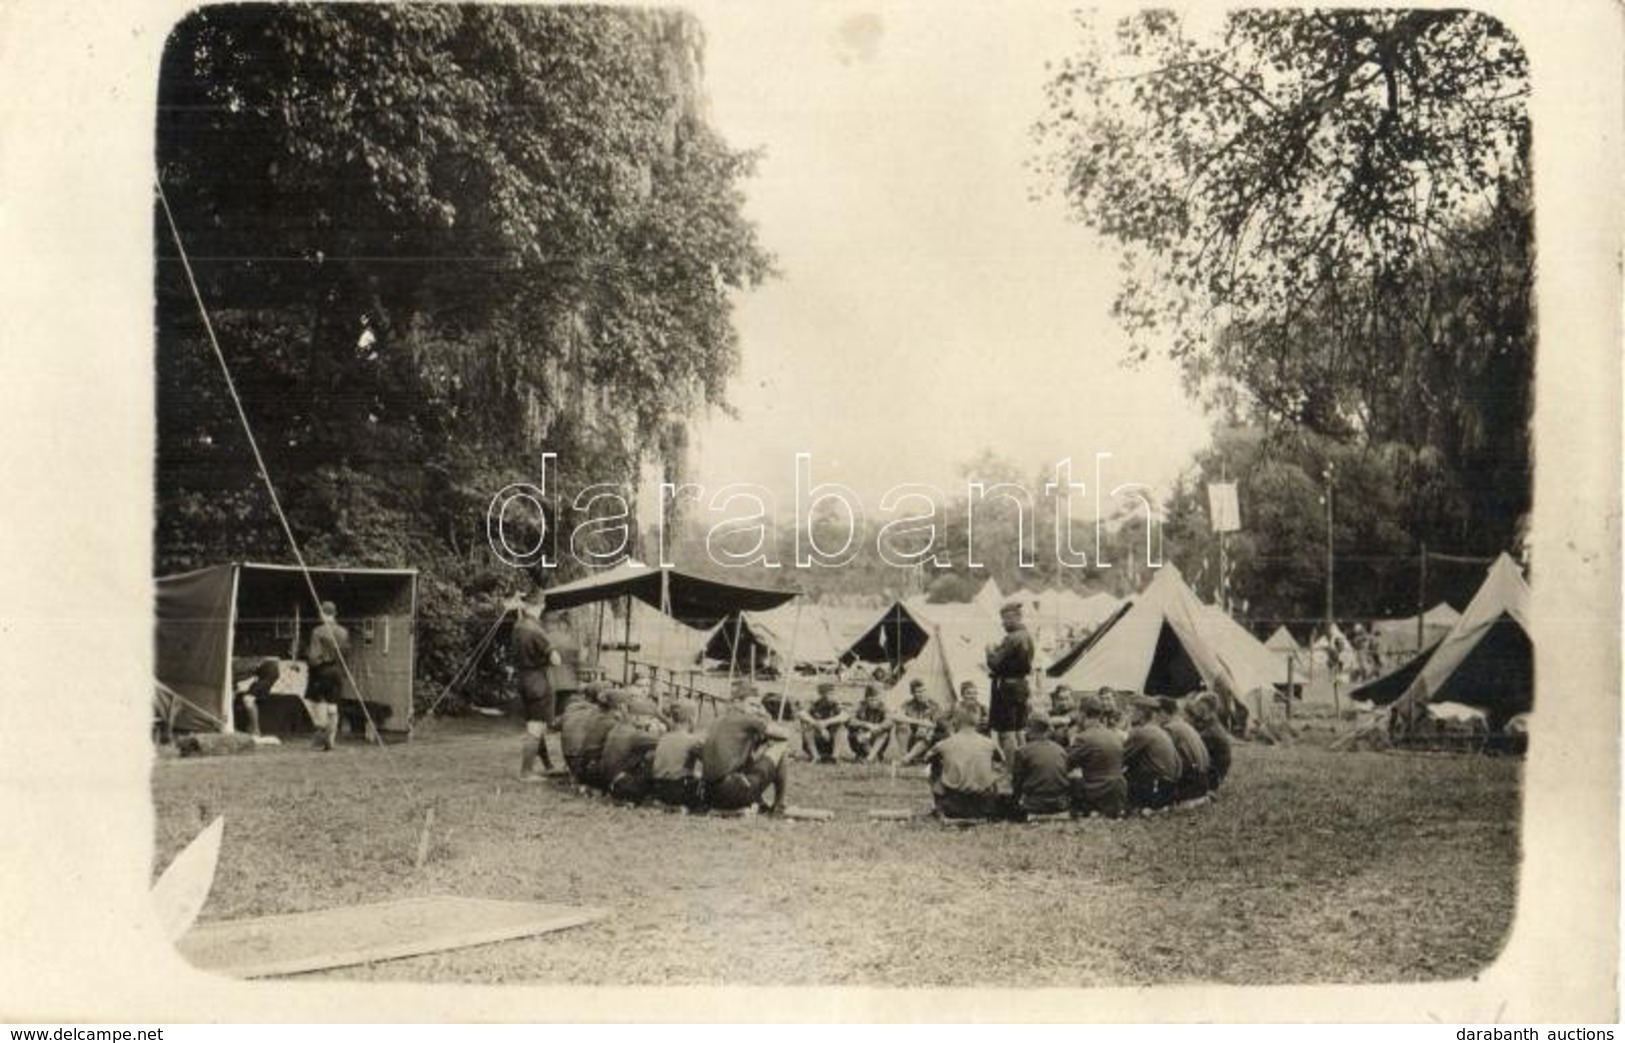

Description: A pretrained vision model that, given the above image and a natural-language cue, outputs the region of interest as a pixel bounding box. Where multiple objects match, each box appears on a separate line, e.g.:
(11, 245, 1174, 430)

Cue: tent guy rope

(155, 178, 385, 747)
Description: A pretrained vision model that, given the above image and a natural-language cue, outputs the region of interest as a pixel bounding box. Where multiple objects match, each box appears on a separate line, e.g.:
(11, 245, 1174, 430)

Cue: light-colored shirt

(650, 732, 705, 781)
(927, 729, 1001, 794)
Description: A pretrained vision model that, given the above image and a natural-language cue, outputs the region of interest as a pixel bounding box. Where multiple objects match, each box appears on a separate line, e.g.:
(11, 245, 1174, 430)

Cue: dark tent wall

(155, 563, 417, 735)
(840, 602, 932, 668)
(1395, 613, 1532, 729)
(155, 565, 238, 731)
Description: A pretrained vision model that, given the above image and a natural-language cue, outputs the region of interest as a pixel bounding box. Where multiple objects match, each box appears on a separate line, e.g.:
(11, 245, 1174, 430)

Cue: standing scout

(985, 600, 1035, 761)
(512, 596, 560, 780)
(305, 600, 349, 751)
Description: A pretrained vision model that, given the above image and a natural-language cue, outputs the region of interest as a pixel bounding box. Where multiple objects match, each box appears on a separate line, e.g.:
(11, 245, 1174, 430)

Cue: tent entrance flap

(155, 563, 418, 735)
(1145, 621, 1206, 697)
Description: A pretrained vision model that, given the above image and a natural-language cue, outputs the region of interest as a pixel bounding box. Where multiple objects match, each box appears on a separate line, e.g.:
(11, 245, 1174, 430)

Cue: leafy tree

(155, 5, 773, 702)
(1035, 10, 1532, 555)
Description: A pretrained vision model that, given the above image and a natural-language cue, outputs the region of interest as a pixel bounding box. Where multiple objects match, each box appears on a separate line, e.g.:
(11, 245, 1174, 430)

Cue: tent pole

(594, 600, 606, 680)
(622, 593, 633, 685)
(1417, 543, 1428, 655)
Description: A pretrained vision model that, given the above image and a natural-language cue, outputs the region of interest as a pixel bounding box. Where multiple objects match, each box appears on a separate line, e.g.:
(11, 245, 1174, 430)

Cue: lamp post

(1321, 463, 1338, 720)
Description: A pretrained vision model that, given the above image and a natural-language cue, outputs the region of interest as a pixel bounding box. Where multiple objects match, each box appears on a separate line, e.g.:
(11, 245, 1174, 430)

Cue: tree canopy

(1035, 10, 1532, 562)
(155, 5, 773, 702)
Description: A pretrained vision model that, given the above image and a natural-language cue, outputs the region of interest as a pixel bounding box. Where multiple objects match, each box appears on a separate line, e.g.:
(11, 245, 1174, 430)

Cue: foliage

(1035, 10, 1533, 559)
(155, 5, 773, 697)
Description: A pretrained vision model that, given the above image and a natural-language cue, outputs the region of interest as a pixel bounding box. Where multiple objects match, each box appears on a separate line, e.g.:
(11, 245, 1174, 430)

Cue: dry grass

(151, 718, 1520, 987)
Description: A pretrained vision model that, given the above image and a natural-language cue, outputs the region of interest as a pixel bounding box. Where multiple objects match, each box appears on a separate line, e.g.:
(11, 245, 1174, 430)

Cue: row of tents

(155, 553, 1532, 740)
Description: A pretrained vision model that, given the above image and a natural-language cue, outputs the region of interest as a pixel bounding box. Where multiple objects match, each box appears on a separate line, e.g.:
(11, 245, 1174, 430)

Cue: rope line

(155, 178, 384, 747)
(409, 606, 515, 732)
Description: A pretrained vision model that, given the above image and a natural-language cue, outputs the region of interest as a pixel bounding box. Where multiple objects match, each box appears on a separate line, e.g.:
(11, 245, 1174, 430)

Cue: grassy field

(151, 717, 1521, 987)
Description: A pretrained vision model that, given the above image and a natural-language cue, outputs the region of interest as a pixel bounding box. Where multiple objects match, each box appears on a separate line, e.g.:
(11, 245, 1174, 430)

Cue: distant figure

(649, 703, 706, 809)
(1008, 717, 1071, 819)
(846, 684, 894, 762)
(1156, 696, 1211, 807)
(304, 600, 350, 751)
(701, 696, 792, 814)
(512, 597, 559, 780)
(986, 601, 1035, 760)
(892, 679, 940, 764)
(798, 683, 850, 762)
(1123, 696, 1181, 813)
(1066, 694, 1127, 819)
(925, 706, 1004, 821)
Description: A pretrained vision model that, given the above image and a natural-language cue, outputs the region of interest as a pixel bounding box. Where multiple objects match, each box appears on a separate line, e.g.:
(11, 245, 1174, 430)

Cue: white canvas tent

(886, 609, 995, 711)
(1372, 602, 1462, 659)
(1047, 565, 1276, 705)
(1391, 554, 1532, 729)
(704, 602, 848, 674)
(971, 577, 1006, 618)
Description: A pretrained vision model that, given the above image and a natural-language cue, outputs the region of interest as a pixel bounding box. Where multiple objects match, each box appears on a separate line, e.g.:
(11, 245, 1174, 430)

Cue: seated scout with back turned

(925, 705, 1005, 821)
(702, 696, 794, 814)
(1066, 692, 1127, 818)
(650, 702, 706, 809)
(1008, 716, 1072, 818)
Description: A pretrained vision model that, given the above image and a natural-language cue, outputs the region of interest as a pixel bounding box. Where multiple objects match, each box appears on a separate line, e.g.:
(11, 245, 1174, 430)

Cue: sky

(645, 1, 1213, 521)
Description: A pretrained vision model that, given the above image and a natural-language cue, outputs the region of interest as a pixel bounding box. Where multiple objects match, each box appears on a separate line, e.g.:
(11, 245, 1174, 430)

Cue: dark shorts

(1073, 777, 1127, 819)
(935, 787, 998, 821)
(306, 664, 344, 703)
(704, 763, 772, 811)
(1126, 768, 1175, 811)
(805, 723, 840, 759)
(848, 725, 888, 755)
(1172, 767, 1210, 803)
(988, 681, 1030, 733)
(518, 670, 555, 724)
(651, 776, 705, 809)
(608, 768, 651, 804)
(566, 753, 606, 789)
(1018, 793, 1072, 817)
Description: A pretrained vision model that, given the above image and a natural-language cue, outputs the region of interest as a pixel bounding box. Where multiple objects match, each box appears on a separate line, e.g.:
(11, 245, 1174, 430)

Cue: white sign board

(1207, 482, 1241, 533)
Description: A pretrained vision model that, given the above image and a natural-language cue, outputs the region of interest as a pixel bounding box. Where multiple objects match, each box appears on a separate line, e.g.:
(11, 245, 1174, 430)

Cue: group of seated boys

(555, 683, 794, 815)
(551, 676, 1233, 823)
(924, 685, 1233, 822)
(782, 677, 1232, 820)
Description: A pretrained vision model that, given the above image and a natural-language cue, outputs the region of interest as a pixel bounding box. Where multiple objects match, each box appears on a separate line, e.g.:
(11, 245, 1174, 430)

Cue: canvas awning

(540, 560, 797, 630)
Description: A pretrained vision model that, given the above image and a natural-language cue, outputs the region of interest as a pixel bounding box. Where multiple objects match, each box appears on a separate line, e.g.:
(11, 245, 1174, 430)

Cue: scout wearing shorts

(701, 697, 792, 814)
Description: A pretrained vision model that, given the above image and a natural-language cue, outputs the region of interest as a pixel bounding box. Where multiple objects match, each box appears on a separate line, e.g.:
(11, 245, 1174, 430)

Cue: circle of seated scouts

(549, 675, 1233, 825)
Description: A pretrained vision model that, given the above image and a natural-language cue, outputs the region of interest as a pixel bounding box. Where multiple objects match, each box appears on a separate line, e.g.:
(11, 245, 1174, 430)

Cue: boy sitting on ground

(600, 703, 665, 804)
(567, 687, 624, 791)
(701, 696, 793, 814)
(798, 683, 850, 762)
(650, 703, 706, 809)
(1123, 696, 1182, 814)
(1156, 696, 1211, 807)
(559, 684, 605, 783)
(1066, 693, 1127, 819)
(846, 685, 894, 763)
(1046, 685, 1076, 737)
(1008, 716, 1071, 819)
(925, 705, 1005, 821)
(1187, 692, 1233, 793)
(893, 680, 940, 765)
